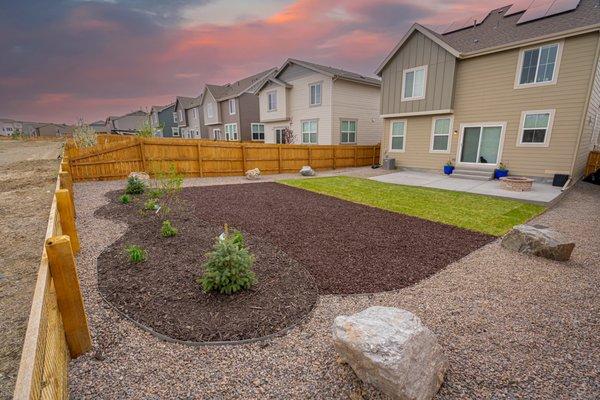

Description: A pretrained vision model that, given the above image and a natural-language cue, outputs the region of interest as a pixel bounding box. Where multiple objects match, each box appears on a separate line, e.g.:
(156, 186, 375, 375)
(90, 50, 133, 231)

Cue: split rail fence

(65, 135, 381, 181)
(13, 159, 91, 400)
(585, 150, 600, 176)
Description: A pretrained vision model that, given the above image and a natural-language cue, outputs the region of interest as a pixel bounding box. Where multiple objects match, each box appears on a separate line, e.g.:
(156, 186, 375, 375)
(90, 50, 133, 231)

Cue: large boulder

(128, 171, 150, 181)
(501, 224, 575, 261)
(245, 168, 261, 180)
(300, 165, 315, 176)
(333, 307, 447, 400)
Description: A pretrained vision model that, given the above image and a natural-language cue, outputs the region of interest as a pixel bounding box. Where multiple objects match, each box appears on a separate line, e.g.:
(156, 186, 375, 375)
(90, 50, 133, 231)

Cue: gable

(278, 63, 317, 82)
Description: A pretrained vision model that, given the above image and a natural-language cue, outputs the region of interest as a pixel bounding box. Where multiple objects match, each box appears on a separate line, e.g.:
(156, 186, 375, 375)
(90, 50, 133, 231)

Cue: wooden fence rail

(585, 150, 600, 176)
(13, 161, 90, 400)
(66, 136, 381, 181)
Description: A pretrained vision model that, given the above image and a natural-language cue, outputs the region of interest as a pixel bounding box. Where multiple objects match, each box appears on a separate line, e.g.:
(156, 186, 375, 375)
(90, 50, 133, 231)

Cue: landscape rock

(333, 306, 447, 400)
(501, 224, 575, 261)
(128, 171, 150, 181)
(245, 168, 261, 180)
(300, 166, 315, 176)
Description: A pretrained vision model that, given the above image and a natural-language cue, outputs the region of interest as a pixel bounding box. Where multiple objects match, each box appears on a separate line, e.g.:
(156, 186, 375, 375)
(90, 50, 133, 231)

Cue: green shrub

(161, 220, 178, 237)
(144, 198, 158, 211)
(72, 118, 98, 148)
(148, 188, 164, 199)
(119, 194, 131, 204)
(126, 245, 147, 263)
(198, 232, 256, 294)
(125, 176, 146, 195)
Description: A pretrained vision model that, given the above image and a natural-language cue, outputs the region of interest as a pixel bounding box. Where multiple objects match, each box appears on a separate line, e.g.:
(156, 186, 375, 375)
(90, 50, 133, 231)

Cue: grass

(279, 176, 545, 236)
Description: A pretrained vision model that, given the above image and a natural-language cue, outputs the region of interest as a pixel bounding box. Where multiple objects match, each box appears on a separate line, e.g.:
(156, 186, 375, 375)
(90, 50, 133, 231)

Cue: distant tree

(73, 118, 98, 148)
(282, 127, 296, 144)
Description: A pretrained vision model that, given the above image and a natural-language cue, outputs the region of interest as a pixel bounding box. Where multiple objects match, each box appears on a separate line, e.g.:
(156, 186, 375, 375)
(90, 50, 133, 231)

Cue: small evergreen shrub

(144, 198, 158, 211)
(125, 176, 146, 195)
(199, 232, 256, 294)
(119, 194, 131, 204)
(161, 220, 177, 237)
(126, 245, 146, 263)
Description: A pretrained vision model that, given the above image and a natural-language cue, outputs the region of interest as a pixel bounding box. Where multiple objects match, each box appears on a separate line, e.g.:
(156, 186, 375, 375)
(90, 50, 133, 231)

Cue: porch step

(450, 168, 494, 181)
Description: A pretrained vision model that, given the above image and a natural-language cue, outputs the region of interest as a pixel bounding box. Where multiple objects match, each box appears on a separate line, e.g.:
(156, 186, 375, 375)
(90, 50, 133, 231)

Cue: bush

(161, 220, 177, 237)
(125, 176, 146, 195)
(126, 245, 147, 263)
(119, 194, 131, 204)
(148, 188, 164, 199)
(73, 119, 98, 148)
(144, 198, 158, 211)
(137, 121, 155, 138)
(198, 232, 256, 294)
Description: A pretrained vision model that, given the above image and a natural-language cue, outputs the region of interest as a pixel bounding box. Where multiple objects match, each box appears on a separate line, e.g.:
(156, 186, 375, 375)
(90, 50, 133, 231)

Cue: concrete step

(453, 168, 494, 177)
(449, 172, 493, 181)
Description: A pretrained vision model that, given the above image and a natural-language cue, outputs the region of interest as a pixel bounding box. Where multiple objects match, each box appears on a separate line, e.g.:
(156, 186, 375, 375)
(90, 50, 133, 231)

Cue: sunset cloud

(0, 0, 503, 123)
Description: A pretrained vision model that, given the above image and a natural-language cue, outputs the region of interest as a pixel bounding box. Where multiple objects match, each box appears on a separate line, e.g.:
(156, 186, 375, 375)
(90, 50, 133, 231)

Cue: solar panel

(442, 10, 491, 34)
(547, 0, 581, 16)
(517, 0, 580, 24)
(505, 0, 534, 16)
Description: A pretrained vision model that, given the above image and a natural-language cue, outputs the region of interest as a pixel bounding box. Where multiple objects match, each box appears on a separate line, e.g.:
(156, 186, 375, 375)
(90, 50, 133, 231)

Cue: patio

(371, 170, 563, 205)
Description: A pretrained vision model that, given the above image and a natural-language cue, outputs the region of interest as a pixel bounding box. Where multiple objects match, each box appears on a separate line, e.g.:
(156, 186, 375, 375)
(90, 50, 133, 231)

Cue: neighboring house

(255, 58, 382, 145)
(376, 0, 600, 181)
(184, 95, 204, 139)
(22, 122, 47, 136)
(150, 103, 176, 137)
(89, 120, 109, 133)
(174, 96, 196, 138)
(0, 118, 23, 136)
(200, 68, 277, 141)
(105, 110, 149, 134)
(35, 123, 74, 137)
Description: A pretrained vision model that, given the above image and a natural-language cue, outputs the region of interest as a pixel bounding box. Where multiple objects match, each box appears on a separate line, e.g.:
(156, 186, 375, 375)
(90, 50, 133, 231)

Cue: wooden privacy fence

(585, 150, 600, 176)
(65, 136, 381, 181)
(14, 160, 91, 400)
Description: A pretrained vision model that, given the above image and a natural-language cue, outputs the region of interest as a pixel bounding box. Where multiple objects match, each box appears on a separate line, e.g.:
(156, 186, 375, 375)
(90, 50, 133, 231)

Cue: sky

(0, 0, 495, 124)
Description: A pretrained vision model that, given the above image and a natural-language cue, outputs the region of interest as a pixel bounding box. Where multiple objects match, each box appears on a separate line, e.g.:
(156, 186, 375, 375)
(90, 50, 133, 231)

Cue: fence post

(56, 189, 80, 253)
(372, 145, 376, 165)
(61, 160, 70, 173)
(197, 142, 204, 178)
(139, 141, 147, 172)
(308, 147, 312, 166)
(241, 144, 247, 173)
(332, 147, 336, 170)
(354, 147, 358, 167)
(278, 145, 282, 174)
(45, 235, 91, 358)
(59, 171, 75, 218)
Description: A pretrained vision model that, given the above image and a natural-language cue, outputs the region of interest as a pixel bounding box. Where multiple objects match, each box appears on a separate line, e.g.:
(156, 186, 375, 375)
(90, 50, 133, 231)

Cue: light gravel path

(69, 170, 600, 399)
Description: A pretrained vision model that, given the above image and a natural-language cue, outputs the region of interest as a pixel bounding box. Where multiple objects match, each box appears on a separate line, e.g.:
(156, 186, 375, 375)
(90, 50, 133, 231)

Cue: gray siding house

(105, 110, 149, 134)
(150, 103, 176, 137)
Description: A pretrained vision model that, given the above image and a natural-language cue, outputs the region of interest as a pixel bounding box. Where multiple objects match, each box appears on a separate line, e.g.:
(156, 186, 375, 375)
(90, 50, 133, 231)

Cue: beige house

(255, 59, 382, 145)
(377, 0, 600, 181)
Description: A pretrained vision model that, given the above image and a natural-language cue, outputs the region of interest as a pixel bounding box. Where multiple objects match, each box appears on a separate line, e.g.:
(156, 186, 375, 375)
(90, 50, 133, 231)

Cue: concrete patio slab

(370, 170, 564, 205)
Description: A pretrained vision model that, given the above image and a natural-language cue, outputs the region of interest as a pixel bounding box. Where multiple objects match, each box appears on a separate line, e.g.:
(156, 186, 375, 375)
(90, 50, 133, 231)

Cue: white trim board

(381, 109, 453, 118)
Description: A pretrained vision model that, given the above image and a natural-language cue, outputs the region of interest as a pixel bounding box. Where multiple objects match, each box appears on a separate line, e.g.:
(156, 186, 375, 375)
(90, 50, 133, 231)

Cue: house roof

(175, 96, 196, 110)
(187, 95, 203, 110)
(203, 68, 278, 103)
(376, 0, 600, 74)
(151, 103, 175, 113)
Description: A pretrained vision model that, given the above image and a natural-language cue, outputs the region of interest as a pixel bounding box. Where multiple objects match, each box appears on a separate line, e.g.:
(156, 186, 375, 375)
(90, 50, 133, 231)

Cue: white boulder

(333, 307, 447, 400)
(300, 165, 315, 176)
(501, 224, 575, 261)
(245, 168, 261, 180)
(128, 171, 150, 181)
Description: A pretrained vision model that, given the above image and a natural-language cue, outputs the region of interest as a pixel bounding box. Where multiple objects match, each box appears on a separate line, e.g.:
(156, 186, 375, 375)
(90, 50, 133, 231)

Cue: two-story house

(255, 59, 383, 145)
(200, 68, 277, 141)
(183, 95, 204, 139)
(150, 103, 176, 137)
(174, 96, 196, 138)
(377, 0, 600, 181)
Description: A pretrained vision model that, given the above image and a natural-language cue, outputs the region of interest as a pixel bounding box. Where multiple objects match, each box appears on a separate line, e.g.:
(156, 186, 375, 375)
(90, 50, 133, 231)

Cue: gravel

(69, 170, 600, 399)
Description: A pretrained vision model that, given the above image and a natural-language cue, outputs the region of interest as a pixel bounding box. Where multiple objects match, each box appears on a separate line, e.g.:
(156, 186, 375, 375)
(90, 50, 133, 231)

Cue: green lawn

(279, 176, 545, 236)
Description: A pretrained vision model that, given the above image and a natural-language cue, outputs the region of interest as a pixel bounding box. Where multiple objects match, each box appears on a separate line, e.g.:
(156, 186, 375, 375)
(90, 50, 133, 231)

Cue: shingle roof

(175, 96, 196, 110)
(205, 68, 277, 102)
(435, 0, 600, 54)
(285, 58, 381, 86)
(151, 103, 175, 113)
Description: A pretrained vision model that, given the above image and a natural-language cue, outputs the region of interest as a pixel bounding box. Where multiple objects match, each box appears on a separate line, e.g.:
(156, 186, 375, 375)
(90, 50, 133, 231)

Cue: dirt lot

(0, 140, 62, 398)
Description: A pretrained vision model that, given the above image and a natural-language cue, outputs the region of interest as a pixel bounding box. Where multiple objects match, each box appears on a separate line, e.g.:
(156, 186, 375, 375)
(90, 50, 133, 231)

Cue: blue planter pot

(443, 165, 455, 175)
(494, 169, 509, 179)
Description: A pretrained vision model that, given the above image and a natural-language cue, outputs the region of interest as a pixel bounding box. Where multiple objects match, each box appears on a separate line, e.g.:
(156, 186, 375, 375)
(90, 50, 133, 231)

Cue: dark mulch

(96, 195, 318, 343)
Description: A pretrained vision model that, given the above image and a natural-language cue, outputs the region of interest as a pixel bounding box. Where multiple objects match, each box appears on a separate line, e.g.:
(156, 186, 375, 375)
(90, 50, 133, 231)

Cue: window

(172, 112, 178, 123)
(179, 110, 184, 121)
(309, 83, 322, 106)
(518, 110, 554, 147)
(172, 127, 180, 137)
(229, 99, 236, 115)
(207, 103, 214, 118)
(430, 117, 452, 153)
(267, 91, 277, 111)
(251, 123, 265, 141)
(340, 120, 356, 144)
(213, 128, 221, 140)
(517, 43, 560, 87)
(153, 114, 158, 124)
(301, 120, 318, 144)
(390, 121, 406, 152)
(224, 123, 238, 141)
(402, 66, 427, 101)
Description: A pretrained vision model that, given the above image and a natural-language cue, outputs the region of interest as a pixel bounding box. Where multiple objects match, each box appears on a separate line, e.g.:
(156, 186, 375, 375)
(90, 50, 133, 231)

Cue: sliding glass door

(460, 125, 503, 165)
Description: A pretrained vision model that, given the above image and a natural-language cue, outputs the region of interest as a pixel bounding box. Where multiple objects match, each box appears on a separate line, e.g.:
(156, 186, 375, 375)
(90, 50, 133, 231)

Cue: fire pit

(499, 176, 534, 192)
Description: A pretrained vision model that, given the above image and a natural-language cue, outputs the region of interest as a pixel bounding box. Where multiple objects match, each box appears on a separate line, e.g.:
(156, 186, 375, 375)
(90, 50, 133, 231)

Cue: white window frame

(457, 121, 507, 167)
(206, 103, 214, 119)
(267, 91, 277, 111)
(309, 82, 322, 106)
(172, 112, 178, 123)
(224, 123, 238, 141)
(179, 110, 184, 122)
(228, 99, 236, 115)
(516, 109, 555, 148)
(340, 119, 357, 144)
(429, 116, 453, 154)
(301, 119, 318, 144)
(172, 127, 180, 137)
(514, 41, 563, 89)
(251, 123, 265, 141)
(401, 65, 427, 102)
(213, 128, 221, 140)
(389, 120, 407, 152)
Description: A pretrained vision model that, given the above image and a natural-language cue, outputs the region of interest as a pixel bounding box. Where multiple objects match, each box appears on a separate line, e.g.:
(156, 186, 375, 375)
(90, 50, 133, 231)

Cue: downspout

(568, 32, 600, 182)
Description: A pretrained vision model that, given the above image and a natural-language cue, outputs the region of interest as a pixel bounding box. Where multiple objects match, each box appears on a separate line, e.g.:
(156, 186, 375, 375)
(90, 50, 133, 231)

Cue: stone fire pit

(500, 176, 534, 192)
